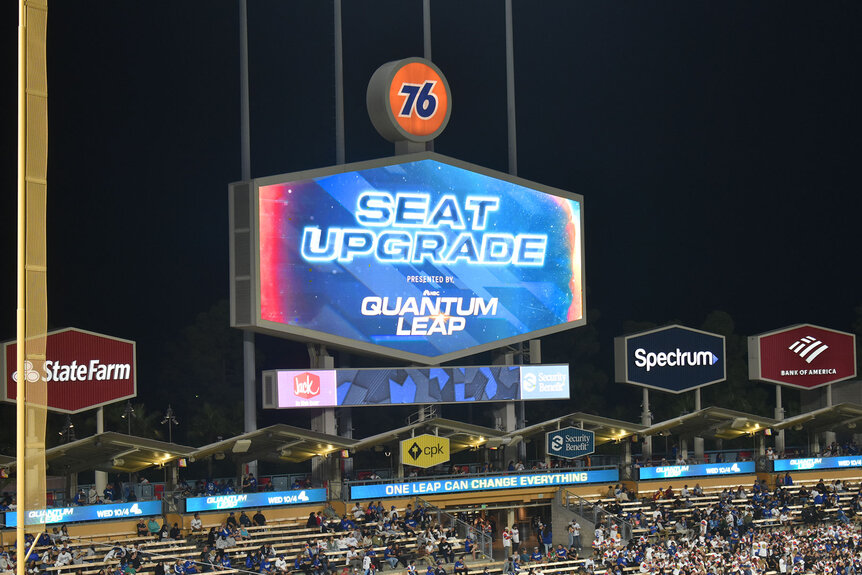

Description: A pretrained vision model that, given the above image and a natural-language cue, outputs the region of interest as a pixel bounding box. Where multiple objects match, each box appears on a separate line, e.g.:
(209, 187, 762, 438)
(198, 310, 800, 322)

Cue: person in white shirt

(362, 553, 372, 575)
(54, 548, 72, 568)
(511, 526, 520, 547)
(274, 555, 289, 574)
(190, 513, 203, 532)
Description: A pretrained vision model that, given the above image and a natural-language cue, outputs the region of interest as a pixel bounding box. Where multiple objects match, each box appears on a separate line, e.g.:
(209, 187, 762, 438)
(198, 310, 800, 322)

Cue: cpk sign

(2, 328, 136, 413)
(749, 324, 856, 390)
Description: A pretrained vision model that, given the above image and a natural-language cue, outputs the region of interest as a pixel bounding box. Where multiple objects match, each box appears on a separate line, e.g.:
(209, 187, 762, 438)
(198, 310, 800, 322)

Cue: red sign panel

(293, 372, 320, 400)
(2, 328, 136, 413)
(748, 324, 856, 390)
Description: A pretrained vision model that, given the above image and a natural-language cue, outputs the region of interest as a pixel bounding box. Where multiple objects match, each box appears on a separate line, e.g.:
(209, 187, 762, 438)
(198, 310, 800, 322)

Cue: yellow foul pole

(16, 0, 28, 573)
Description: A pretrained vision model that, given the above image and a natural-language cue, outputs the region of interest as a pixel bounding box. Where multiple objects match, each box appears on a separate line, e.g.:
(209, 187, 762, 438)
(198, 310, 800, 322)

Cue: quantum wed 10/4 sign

(230, 153, 584, 364)
(614, 325, 725, 393)
(749, 324, 856, 390)
(262, 364, 570, 409)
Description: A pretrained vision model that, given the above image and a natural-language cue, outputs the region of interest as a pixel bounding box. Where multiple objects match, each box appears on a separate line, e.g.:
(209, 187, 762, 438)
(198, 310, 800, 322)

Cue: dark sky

(3, 1, 861, 395)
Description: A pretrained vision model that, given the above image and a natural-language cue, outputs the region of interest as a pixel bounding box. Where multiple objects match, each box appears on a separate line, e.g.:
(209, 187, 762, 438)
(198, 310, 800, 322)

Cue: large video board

(231, 153, 584, 364)
(262, 364, 570, 409)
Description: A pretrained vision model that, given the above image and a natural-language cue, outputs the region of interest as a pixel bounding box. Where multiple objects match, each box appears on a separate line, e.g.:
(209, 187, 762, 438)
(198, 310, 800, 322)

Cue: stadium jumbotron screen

(232, 153, 585, 364)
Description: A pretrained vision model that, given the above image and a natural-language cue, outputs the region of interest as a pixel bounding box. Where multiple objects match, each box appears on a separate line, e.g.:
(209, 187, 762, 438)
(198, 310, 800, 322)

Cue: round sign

(367, 58, 452, 143)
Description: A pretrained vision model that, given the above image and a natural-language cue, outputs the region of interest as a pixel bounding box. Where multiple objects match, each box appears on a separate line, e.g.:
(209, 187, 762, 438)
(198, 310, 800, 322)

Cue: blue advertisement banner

(184, 489, 327, 513)
(254, 154, 584, 364)
(615, 325, 726, 394)
(638, 461, 755, 481)
(349, 469, 618, 500)
(774, 456, 862, 472)
(5, 500, 162, 527)
(271, 365, 570, 409)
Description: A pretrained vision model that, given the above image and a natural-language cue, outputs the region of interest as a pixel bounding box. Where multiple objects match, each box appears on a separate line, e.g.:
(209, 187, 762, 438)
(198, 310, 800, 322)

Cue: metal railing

(559, 488, 633, 542)
(415, 497, 494, 561)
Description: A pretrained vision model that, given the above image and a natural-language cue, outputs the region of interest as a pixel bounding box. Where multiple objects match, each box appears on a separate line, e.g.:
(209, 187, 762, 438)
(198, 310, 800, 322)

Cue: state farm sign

(2, 328, 136, 413)
(748, 324, 856, 390)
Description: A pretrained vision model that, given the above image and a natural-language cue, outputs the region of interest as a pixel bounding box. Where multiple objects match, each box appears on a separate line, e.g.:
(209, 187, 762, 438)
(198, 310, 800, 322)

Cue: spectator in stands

(226, 511, 238, 529)
(242, 473, 257, 493)
(239, 511, 252, 527)
(438, 538, 454, 564)
(462, 536, 478, 561)
(253, 509, 267, 527)
(274, 555, 289, 574)
(190, 512, 203, 533)
(529, 547, 542, 563)
(433, 561, 446, 575)
(136, 518, 148, 537)
(159, 524, 171, 541)
(169, 522, 182, 540)
(148, 517, 160, 535)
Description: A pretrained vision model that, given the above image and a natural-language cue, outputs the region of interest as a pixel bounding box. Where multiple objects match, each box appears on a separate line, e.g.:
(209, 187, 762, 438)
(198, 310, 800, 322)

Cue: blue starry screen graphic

(258, 155, 583, 362)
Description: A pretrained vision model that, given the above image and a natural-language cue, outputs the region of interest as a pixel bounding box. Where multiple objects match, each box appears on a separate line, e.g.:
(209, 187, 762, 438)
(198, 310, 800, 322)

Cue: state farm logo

(293, 372, 320, 399)
(11, 360, 41, 383)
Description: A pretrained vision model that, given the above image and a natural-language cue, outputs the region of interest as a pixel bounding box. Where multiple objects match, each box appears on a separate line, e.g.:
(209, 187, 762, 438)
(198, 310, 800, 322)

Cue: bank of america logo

(788, 336, 829, 364)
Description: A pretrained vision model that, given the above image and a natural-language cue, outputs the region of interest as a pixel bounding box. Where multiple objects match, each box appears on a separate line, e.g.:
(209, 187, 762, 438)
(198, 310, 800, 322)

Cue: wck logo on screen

(294, 372, 320, 399)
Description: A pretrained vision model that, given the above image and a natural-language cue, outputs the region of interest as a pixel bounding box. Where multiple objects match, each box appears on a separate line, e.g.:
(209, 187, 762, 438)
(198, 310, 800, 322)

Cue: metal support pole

(95, 407, 107, 494)
(504, 0, 517, 176)
(334, 0, 345, 165)
(641, 388, 652, 461)
(239, 0, 258, 479)
(824, 384, 836, 448)
(422, 0, 434, 153)
(693, 388, 704, 462)
(774, 385, 785, 455)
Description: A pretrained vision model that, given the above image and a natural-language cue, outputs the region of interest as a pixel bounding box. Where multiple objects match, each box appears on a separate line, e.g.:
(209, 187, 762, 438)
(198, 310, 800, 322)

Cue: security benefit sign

(546, 427, 595, 460)
(233, 152, 584, 365)
(749, 324, 856, 390)
(614, 325, 725, 393)
(401, 434, 450, 468)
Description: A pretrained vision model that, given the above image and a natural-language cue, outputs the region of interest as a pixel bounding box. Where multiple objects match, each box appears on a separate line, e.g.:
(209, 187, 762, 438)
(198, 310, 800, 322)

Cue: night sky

(2, 1, 861, 414)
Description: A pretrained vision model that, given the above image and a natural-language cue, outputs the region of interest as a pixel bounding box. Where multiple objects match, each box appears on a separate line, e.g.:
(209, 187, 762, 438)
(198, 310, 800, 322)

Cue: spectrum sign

(184, 489, 327, 513)
(348, 469, 618, 500)
(2, 328, 136, 413)
(262, 364, 570, 409)
(774, 456, 862, 472)
(5, 501, 160, 527)
(638, 461, 755, 481)
(614, 325, 725, 393)
(230, 153, 584, 364)
(748, 324, 856, 390)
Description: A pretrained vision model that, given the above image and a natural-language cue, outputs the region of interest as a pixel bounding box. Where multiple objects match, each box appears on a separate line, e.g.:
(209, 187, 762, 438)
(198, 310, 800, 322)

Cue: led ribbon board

(184, 489, 327, 513)
(5, 500, 162, 527)
(348, 469, 618, 500)
(638, 461, 755, 481)
(774, 456, 862, 472)
(232, 153, 584, 364)
(263, 364, 570, 409)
